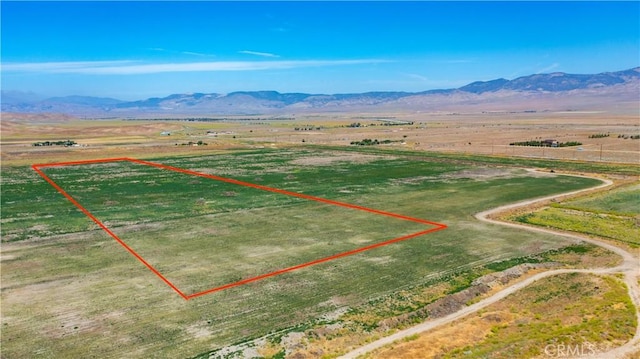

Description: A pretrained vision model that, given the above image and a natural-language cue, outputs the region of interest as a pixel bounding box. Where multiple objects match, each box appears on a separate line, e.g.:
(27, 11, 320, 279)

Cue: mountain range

(2, 67, 638, 116)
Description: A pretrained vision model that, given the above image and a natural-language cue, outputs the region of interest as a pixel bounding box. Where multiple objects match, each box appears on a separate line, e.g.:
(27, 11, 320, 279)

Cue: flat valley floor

(1, 110, 638, 358)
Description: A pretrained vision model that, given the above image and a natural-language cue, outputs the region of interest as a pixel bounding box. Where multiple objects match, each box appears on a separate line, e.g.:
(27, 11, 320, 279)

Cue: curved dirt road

(340, 173, 639, 359)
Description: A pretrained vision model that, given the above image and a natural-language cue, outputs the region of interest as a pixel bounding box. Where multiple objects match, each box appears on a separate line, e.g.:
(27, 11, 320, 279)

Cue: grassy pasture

(514, 183, 640, 246)
(37, 160, 438, 296)
(1, 149, 604, 357)
(556, 183, 640, 216)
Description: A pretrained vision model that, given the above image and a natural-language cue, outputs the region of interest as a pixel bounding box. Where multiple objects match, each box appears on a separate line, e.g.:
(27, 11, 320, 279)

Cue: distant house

(543, 139, 558, 147)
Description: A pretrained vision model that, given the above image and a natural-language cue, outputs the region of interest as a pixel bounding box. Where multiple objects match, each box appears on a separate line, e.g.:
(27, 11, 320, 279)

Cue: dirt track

(340, 173, 640, 359)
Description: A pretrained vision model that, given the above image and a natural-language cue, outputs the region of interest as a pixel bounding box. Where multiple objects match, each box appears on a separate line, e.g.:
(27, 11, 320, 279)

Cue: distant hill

(1, 93, 125, 115)
(2, 67, 638, 116)
(467, 68, 640, 92)
(1, 90, 46, 105)
(44, 95, 124, 106)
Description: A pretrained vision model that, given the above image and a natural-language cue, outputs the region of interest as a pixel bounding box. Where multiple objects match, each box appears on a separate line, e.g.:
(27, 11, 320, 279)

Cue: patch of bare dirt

(185, 323, 213, 339)
(45, 309, 126, 339)
(361, 256, 396, 265)
(289, 153, 391, 166)
(391, 168, 552, 186)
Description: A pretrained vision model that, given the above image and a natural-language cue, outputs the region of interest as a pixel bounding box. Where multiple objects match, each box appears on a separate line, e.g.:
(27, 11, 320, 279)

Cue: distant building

(543, 139, 558, 147)
(161, 131, 171, 136)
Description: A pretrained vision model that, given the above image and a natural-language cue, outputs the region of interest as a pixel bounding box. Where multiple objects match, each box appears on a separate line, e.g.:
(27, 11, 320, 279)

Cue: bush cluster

(350, 138, 394, 146)
(32, 140, 77, 147)
(509, 140, 582, 147)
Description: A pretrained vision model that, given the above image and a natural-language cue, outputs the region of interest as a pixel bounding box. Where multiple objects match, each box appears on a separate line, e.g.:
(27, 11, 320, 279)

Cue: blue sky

(2, 1, 639, 100)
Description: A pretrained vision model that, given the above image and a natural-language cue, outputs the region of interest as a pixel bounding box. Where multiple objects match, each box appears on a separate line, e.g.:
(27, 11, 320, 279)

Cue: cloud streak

(2, 60, 136, 72)
(239, 50, 280, 58)
(404, 73, 429, 81)
(181, 51, 216, 57)
(2, 59, 388, 75)
(536, 63, 560, 74)
(148, 48, 216, 57)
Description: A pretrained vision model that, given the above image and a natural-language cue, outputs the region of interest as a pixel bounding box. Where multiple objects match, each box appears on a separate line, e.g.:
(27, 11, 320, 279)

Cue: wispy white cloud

(181, 51, 216, 57)
(536, 63, 560, 74)
(239, 50, 280, 58)
(2, 59, 388, 75)
(147, 47, 216, 57)
(371, 75, 463, 89)
(1, 60, 136, 72)
(404, 73, 429, 81)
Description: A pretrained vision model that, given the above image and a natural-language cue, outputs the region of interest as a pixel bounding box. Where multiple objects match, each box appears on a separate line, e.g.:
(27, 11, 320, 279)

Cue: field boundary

(32, 158, 447, 300)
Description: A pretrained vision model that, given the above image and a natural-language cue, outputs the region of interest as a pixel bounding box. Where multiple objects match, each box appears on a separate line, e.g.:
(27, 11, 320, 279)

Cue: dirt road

(340, 173, 639, 359)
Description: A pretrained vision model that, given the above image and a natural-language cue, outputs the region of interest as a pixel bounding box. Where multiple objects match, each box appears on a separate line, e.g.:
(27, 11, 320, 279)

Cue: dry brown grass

(378, 311, 516, 359)
(2, 111, 638, 166)
(369, 273, 636, 359)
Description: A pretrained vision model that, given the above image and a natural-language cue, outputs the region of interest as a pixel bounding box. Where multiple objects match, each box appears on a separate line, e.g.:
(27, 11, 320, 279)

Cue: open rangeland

(1, 147, 617, 358)
(1, 110, 639, 358)
(2, 110, 639, 166)
(512, 183, 640, 248)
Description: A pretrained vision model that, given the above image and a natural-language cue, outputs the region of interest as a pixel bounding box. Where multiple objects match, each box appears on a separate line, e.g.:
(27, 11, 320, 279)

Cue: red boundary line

(31, 161, 188, 300)
(32, 157, 448, 300)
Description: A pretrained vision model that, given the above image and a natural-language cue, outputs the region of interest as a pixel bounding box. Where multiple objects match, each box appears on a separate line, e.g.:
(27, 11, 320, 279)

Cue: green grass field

(1, 149, 605, 357)
(35, 159, 441, 296)
(514, 183, 640, 246)
(556, 183, 640, 216)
